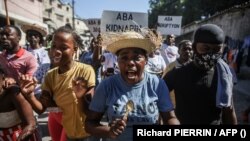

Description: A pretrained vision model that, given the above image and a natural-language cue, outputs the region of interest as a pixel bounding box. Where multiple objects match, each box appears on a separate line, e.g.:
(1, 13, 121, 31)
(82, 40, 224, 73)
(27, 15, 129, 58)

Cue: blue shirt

(89, 72, 173, 141)
(79, 51, 93, 65)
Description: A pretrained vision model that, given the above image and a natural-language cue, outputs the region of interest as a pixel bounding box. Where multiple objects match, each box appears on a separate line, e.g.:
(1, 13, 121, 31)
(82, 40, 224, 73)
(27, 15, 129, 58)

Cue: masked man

(163, 24, 237, 124)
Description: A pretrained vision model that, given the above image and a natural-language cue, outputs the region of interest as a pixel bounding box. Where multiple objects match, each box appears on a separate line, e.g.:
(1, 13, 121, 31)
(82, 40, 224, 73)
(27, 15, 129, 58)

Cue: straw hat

(21, 23, 47, 36)
(104, 30, 161, 55)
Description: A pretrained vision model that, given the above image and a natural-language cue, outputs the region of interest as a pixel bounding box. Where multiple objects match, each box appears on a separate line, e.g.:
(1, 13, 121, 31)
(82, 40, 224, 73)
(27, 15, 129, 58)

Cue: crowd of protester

(0, 23, 248, 141)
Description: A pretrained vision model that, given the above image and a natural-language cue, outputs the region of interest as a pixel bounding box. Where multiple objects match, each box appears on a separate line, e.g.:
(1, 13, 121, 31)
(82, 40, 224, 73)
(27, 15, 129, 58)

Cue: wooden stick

(4, 0, 10, 25)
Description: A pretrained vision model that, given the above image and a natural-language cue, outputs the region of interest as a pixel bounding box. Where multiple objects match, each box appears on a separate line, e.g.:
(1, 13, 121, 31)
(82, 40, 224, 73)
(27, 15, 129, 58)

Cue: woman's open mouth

(127, 70, 137, 79)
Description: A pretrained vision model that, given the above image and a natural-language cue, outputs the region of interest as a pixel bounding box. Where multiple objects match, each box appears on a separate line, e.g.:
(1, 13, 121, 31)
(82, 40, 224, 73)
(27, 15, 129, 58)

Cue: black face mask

(194, 52, 222, 70)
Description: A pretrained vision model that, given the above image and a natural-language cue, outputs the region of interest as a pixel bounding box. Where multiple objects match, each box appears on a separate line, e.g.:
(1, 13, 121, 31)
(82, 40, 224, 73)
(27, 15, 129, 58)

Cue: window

(57, 4, 62, 9)
(56, 14, 64, 22)
(49, 0, 54, 5)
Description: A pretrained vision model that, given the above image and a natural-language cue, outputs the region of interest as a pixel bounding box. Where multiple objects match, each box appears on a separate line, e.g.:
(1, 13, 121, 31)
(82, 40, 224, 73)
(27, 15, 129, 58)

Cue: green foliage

(148, 0, 249, 27)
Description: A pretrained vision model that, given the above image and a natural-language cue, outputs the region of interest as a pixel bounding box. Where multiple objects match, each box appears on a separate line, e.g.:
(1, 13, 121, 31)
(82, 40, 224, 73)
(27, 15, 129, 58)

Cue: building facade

(0, 0, 47, 45)
(0, 0, 90, 48)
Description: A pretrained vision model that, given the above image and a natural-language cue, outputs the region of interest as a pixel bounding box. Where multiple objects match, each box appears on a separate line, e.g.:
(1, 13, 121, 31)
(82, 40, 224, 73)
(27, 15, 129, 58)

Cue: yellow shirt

(42, 61, 95, 138)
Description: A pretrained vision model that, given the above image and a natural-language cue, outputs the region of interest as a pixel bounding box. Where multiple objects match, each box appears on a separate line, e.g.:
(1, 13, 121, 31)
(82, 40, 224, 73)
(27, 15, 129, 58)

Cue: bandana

(194, 52, 222, 70)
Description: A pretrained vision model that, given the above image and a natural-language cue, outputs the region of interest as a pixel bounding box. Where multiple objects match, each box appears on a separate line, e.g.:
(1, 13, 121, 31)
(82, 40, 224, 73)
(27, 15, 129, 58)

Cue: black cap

(193, 24, 225, 44)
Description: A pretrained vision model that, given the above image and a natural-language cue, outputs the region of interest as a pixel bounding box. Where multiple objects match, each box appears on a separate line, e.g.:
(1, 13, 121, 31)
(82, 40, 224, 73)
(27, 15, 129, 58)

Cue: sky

(68, 0, 150, 19)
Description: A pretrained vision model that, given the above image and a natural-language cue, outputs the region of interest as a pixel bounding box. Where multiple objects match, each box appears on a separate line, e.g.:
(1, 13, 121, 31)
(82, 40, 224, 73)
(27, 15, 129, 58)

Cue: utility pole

(72, 0, 75, 29)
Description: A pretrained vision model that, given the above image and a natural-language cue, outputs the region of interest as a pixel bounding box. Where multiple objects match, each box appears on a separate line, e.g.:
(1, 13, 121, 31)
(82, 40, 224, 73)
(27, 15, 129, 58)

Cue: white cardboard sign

(101, 10, 148, 33)
(84, 18, 101, 37)
(157, 16, 182, 35)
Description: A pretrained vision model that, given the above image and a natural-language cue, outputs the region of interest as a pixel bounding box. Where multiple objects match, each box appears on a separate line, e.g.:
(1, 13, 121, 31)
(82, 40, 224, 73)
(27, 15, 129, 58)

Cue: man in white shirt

(21, 23, 50, 66)
(160, 34, 179, 67)
(101, 51, 119, 77)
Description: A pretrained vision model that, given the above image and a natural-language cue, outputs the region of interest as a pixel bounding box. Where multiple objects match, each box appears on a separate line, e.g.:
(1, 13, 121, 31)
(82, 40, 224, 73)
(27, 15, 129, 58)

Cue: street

(233, 79, 250, 124)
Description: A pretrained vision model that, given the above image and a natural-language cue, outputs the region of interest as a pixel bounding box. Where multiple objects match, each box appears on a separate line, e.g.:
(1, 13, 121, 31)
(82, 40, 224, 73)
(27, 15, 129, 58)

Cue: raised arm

(92, 34, 103, 69)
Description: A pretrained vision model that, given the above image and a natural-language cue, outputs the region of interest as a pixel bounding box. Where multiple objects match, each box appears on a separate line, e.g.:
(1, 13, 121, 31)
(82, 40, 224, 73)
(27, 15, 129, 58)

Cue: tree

(148, 0, 249, 27)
